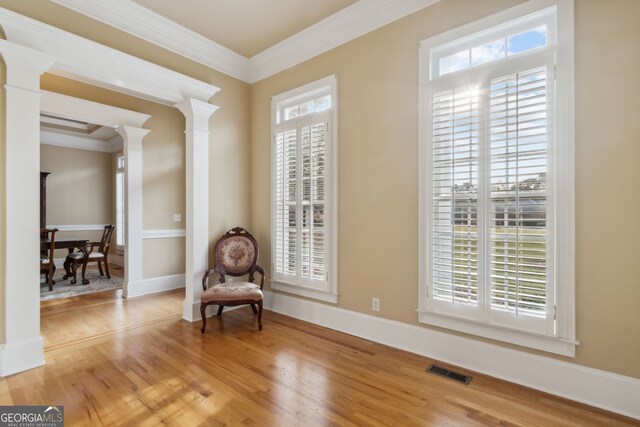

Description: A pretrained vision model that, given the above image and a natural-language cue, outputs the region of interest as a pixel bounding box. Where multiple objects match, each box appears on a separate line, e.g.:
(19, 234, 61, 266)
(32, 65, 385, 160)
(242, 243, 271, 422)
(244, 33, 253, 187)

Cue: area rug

(40, 270, 123, 301)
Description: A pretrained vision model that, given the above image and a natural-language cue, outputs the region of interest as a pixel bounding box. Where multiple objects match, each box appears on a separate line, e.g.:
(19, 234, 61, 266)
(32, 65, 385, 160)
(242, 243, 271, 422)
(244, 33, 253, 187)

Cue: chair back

(40, 227, 58, 265)
(214, 227, 259, 281)
(98, 225, 115, 253)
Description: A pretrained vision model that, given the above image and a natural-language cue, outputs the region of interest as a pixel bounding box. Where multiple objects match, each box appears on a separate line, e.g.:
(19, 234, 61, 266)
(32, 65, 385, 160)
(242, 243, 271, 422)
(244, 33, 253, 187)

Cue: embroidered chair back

(214, 227, 259, 282)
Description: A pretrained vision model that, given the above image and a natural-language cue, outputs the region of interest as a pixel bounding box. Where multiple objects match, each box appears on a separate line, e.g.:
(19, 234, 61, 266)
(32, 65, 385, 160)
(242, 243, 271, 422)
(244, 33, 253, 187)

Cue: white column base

(0, 337, 44, 377)
(182, 301, 236, 323)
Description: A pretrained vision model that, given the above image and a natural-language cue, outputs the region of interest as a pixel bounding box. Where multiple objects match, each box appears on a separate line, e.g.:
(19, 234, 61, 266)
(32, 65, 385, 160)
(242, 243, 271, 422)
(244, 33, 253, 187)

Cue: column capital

(0, 39, 55, 88)
(174, 98, 220, 133)
(116, 125, 150, 152)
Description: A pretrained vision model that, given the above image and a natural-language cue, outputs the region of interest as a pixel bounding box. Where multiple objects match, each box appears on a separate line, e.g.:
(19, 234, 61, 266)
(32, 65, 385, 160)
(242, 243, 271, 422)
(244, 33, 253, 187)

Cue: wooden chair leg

(48, 265, 56, 291)
(104, 259, 111, 279)
(250, 303, 258, 314)
(81, 259, 89, 285)
(200, 304, 207, 333)
(257, 299, 263, 331)
(216, 305, 224, 316)
(98, 261, 104, 276)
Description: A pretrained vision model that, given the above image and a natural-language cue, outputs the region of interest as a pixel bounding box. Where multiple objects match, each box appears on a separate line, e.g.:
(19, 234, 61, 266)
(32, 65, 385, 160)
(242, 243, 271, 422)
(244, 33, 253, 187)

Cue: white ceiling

(40, 114, 122, 153)
(131, 0, 357, 58)
(47, 0, 440, 83)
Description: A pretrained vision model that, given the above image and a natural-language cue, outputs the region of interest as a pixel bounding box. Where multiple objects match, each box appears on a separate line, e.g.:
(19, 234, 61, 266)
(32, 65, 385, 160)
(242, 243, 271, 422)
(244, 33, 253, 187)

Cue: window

(419, 0, 576, 356)
(116, 153, 125, 252)
(271, 75, 338, 303)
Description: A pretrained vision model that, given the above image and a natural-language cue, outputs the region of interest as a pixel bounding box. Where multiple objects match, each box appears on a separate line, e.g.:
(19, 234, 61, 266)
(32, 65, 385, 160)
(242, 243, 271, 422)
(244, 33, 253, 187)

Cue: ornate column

(115, 125, 150, 298)
(175, 98, 219, 322)
(0, 40, 55, 376)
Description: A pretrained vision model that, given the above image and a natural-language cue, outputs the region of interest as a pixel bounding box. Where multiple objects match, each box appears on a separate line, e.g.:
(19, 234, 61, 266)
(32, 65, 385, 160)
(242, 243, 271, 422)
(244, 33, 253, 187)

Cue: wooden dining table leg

(79, 244, 91, 285)
(63, 248, 74, 280)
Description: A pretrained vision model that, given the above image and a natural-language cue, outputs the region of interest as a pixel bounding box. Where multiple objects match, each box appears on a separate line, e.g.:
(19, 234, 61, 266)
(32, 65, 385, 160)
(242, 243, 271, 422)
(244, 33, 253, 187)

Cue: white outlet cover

(173, 213, 182, 222)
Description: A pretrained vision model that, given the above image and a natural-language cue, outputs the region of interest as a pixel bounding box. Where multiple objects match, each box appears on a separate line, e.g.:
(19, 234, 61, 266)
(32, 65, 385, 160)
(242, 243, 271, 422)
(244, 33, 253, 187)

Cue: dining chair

(64, 224, 115, 284)
(201, 227, 265, 333)
(40, 227, 58, 291)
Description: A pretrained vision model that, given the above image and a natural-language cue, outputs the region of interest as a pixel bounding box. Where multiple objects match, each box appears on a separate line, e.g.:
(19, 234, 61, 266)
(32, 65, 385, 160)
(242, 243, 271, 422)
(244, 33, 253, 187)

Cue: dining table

(40, 237, 91, 285)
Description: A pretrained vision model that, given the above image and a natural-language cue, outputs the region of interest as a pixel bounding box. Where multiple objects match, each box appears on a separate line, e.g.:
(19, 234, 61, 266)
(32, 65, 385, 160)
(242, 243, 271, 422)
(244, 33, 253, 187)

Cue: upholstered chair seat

(68, 251, 105, 260)
(201, 282, 263, 303)
(201, 227, 266, 333)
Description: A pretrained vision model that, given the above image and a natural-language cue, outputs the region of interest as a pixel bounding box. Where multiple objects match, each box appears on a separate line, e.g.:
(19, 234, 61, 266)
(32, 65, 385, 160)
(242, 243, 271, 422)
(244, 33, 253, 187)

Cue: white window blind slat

(274, 118, 329, 286)
(428, 60, 553, 329)
(116, 154, 125, 249)
(489, 66, 549, 319)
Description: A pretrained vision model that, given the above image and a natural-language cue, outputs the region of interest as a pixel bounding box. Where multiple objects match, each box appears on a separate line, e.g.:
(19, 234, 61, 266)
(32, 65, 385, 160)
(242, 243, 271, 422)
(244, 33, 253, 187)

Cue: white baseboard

(110, 254, 124, 267)
(0, 336, 44, 377)
(126, 273, 185, 298)
(263, 290, 640, 420)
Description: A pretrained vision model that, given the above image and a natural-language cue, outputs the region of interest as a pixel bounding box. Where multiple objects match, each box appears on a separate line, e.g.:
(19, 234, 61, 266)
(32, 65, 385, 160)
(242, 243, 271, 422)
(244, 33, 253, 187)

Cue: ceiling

(40, 114, 122, 153)
(132, 0, 357, 58)
(38, 0, 439, 83)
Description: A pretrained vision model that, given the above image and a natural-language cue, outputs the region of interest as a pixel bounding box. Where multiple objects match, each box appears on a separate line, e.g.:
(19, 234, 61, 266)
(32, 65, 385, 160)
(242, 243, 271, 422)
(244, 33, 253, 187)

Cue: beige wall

(0, 2, 251, 284)
(40, 144, 114, 258)
(1, 0, 638, 381)
(41, 74, 188, 278)
(250, 0, 640, 378)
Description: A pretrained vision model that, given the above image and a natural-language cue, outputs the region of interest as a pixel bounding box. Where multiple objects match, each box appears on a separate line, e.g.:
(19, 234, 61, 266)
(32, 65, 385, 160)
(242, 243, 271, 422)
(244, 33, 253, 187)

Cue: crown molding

(50, 0, 250, 82)
(47, 0, 441, 84)
(0, 7, 221, 106)
(40, 130, 122, 153)
(247, 0, 440, 83)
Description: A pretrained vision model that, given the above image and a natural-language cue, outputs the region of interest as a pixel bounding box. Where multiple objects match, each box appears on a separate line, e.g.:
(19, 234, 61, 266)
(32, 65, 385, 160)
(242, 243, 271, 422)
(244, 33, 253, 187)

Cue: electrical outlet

(372, 298, 380, 312)
(173, 213, 182, 222)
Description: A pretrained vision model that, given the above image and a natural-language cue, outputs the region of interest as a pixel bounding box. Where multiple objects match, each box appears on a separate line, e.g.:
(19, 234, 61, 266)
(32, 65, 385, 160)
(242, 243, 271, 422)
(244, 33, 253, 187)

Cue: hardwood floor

(0, 290, 635, 426)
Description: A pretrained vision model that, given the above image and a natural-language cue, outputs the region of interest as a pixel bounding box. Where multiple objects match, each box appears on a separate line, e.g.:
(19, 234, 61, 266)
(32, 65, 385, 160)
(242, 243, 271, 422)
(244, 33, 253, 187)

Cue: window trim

(115, 151, 125, 254)
(418, 0, 576, 356)
(270, 75, 339, 304)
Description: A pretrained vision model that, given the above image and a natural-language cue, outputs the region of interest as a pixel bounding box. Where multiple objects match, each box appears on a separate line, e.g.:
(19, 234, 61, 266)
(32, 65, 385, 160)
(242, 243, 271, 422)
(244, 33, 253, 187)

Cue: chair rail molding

(47, 224, 109, 232)
(0, 7, 220, 105)
(48, 0, 441, 84)
(142, 229, 187, 239)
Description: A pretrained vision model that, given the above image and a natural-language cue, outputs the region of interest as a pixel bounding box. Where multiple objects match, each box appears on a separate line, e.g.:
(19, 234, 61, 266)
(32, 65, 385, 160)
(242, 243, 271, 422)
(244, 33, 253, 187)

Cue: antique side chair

(64, 224, 115, 284)
(40, 227, 58, 291)
(201, 227, 265, 333)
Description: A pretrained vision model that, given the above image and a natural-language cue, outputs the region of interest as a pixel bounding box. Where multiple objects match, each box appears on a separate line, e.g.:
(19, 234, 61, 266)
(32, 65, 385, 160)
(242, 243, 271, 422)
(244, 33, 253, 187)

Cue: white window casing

(116, 153, 125, 253)
(271, 75, 339, 303)
(418, 0, 576, 356)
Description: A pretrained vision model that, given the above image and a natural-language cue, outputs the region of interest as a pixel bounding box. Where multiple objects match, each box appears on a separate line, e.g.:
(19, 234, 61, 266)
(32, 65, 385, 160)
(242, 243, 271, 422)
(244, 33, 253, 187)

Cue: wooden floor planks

(0, 288, 635, 426)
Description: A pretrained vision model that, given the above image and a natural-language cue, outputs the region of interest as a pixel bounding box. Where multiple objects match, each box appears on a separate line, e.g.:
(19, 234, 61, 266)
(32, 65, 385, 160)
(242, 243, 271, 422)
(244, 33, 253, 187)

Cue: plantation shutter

(431, 87, 479, 310)
(274, 116, 329, 286)
(428, 54, 554, 330)
(489, 66, 550, 321)
(116, 156, 125, 249)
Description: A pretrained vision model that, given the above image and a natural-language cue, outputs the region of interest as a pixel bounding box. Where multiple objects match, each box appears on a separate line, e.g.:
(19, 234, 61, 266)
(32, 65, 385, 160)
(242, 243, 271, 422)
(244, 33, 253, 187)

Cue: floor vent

(426, 364, 472, 385)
